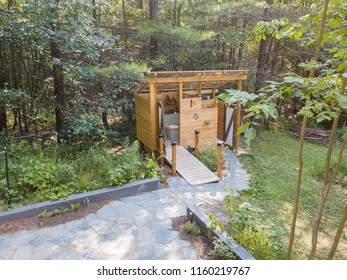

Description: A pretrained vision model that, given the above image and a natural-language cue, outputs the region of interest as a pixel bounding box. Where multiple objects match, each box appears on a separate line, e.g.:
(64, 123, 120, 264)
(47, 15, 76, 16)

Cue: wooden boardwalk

(165, 145, 220, 185)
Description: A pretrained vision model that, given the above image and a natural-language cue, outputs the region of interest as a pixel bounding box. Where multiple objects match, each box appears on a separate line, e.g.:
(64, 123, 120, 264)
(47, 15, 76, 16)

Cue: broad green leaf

(236, 122, 251, 136)
(244, 127, 256, 146)
(338, 95, 347, 110)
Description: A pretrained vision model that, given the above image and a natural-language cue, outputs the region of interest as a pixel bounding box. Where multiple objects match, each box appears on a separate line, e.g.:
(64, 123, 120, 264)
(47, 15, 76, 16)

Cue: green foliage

(198, 143, 218, 172)
(209, 237, 236, 260)
(108, 141, 164, 187)
(39, 209, 47, 227)
(0, 139, 164, 208)
(184, 221, 203, 236)
(68, 114, 106, 145)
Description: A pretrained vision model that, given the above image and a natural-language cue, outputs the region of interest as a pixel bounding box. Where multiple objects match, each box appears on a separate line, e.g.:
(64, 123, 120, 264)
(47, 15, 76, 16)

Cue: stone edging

(186, 203, 256, 260)
(0, 178, 160, 224)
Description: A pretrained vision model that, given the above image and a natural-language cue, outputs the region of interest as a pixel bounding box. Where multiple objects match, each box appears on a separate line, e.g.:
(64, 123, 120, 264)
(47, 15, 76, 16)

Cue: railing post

(172, 141, 177, 175)
(159, 134, 164, 167)
(194, 130, 200, 157)
(4, 138, 11, 206)
(217, 141, 223, 180)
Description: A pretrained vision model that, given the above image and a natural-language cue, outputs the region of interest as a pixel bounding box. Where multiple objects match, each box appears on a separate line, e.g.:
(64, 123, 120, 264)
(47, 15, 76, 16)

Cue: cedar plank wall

(217, 100, 225, 141)
(135, 94, 154, 150)
(180, 98, 218, 149)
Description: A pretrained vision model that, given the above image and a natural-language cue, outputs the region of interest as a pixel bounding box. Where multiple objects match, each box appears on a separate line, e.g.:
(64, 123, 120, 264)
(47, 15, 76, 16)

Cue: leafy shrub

(67, 114, 106, 146)
(184, 221, 202, 235)
(199, 142, 217, 172)
(209, 238, 236, 260)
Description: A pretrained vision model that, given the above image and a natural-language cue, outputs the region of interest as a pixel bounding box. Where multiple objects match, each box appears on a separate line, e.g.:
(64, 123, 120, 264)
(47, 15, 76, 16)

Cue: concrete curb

(0, 178, 160, 224)
(186, 203, 256, 260)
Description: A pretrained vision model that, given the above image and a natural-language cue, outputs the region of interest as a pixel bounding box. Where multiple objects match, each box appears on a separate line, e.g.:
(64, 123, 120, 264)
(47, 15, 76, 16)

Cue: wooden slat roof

(137, 70, 248, 94)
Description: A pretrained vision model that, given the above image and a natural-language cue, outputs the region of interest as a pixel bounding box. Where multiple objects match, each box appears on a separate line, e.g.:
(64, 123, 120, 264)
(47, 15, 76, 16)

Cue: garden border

(0, 178, 160, 224)
(187, 203, 256, 260)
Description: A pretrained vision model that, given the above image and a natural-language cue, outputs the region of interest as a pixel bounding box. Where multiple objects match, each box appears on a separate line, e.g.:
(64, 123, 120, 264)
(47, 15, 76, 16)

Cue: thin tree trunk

(122, 0, 128, 44)
(149, 0, 159, 58)
(51, 0, 66, 142)
(254, 7, 270, 93)
(237, 18, 247, 69)
(326, 134, 347, 259)
(287, 0, 330, 259)
(177, 4, 182, 27)
(310, 68, 346, 259)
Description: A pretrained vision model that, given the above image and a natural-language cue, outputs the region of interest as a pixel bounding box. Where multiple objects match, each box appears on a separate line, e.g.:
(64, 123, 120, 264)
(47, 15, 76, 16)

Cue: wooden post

(234, 80, 242, 154)
(217, 141, 223, 179)
(149, 82, 157, 151)
(194, 130, 200, 157)
(172, 141, 177, 175)
(159, 134, 164, 167)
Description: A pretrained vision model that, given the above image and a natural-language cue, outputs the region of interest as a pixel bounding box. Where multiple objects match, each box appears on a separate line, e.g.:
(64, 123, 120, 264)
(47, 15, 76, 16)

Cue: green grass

(236, 130, 347, 260)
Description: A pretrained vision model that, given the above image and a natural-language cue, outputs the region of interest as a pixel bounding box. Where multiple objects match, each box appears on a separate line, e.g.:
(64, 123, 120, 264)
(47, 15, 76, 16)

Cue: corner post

(194, 130, 200, 157)
(172, 141, 177, 175)
(217, 141, 223, 180)
(159, 134, 164, 167)
(234, 80, 242, 154)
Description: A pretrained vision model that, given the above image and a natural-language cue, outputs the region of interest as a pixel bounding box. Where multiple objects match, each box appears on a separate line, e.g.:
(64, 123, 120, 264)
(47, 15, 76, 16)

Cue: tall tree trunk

(149, 0, 159, 58)
(254, 8, 270, 93)
(237, 18, 247, 69)
(287, 0, 330, 259)
(122, 0, 128, 44)
(51, 0, 66, 142)
(0, 44, 7, 132)
(138, 0, 144, 10)
(177, 4, 183, 27)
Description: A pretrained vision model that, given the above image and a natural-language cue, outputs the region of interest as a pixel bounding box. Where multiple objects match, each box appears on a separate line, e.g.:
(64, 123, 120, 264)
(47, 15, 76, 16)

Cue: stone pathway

(0, 189, 195, 260)
(0, 150, 250, 260)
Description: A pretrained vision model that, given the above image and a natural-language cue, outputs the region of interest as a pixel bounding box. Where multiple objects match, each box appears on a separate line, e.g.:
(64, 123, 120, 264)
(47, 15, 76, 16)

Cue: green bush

(184, 221, 202, 235)
(0, 137, 165, 208)
(199, 142, 217, 172)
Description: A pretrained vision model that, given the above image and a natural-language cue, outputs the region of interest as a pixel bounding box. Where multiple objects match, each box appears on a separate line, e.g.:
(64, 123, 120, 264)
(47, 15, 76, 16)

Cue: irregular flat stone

(181, 247, 198, 260)
(12, 244, 34, 260)
(129, 246, 155, 260)
(149, 218, 172, 230)
(32, 242, 61, 259)
(87, 218, 113, 235)
(102, 239, 136, 257)
(52, 251, 82, 260)
(158, 196, 180, 207)
(152, 189, 172, 197)
(51, 235, 72, 247)
(65, 220, 90, 233)
(134, 210, 153, 227)
(96, 205, 119, 222)
(117, 204, 145, 217)
(156, 205, 187, 219)
(8, 232, 34, 249)
(137, 227, 155, 248)
(72, 228, 102, 249)
(111, 224, 138, 240)
(166, 239, 191, 249)
(108, 200, 125, 208)
(117, 216, 134, 224)
(153, 230, 179, 244)
(154, 244, 179, 258)
(29, 237, 45, 247)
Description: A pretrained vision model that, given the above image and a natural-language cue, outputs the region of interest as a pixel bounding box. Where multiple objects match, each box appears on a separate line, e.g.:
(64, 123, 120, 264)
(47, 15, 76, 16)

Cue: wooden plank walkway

(165, 145, 220, 185)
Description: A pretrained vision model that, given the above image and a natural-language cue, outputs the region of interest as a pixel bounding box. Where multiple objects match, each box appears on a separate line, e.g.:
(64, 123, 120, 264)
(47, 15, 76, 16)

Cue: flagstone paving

(0, 150, 250, 260)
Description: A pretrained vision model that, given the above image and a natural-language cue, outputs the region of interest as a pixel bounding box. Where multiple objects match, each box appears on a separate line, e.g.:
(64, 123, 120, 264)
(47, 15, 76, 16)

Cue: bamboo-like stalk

(309, 111, 340, 259)
(328, 202, 347, 259)
(287, 0, 330, 259)
(310, 71, 346, 259)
